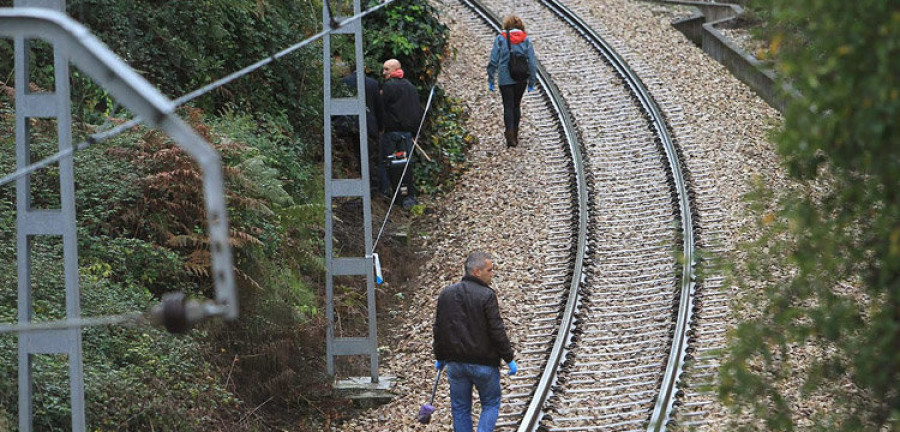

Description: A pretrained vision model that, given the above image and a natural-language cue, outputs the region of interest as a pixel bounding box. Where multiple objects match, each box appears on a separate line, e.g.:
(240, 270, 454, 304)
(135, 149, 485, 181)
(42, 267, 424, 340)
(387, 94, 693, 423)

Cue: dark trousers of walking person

(500, 82, 527, 147)
(447, 362, 502, 432)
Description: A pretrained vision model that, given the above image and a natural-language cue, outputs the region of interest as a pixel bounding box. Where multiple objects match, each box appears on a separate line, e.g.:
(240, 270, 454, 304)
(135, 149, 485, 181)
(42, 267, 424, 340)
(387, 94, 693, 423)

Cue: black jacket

(433, 275, 515, 367)
(382, 77, 423, 134)
(340, 74, 384, 138)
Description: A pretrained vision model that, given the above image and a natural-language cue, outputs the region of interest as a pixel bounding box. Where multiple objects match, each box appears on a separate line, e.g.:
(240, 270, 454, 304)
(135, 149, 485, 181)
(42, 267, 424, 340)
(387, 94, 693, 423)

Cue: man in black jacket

(433, 251, 517, 432)
(380, 58, 423, 209)
(340, 69, 385, 193)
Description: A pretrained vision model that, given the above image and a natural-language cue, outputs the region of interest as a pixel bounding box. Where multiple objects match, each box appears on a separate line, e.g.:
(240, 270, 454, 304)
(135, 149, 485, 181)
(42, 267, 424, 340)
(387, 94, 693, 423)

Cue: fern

(106, 107, 271, 295)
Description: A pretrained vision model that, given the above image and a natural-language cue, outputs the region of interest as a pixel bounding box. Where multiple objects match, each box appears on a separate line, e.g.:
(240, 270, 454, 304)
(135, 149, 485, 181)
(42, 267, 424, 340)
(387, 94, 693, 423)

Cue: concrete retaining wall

(646, 0, 797, 112)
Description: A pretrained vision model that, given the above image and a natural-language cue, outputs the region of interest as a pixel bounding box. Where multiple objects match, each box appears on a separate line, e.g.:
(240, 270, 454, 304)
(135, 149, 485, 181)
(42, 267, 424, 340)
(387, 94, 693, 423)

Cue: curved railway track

(452, 0, 709, 430)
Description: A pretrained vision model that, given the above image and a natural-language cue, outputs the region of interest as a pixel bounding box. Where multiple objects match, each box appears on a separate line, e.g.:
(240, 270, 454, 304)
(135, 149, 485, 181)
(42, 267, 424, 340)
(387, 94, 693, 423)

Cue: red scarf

(389, 69, 404, 79)
(504, 29, 527, 44)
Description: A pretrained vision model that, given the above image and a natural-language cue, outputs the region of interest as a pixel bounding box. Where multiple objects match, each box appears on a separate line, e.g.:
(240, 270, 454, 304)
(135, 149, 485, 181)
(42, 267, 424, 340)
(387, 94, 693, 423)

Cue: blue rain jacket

(487, 29, 537, 88)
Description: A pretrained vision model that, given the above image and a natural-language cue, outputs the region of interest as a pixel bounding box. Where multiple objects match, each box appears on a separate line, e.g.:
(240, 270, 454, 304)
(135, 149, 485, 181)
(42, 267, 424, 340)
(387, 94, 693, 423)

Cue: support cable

(0, 313, 145, 334)
(0, 291, 228, 334)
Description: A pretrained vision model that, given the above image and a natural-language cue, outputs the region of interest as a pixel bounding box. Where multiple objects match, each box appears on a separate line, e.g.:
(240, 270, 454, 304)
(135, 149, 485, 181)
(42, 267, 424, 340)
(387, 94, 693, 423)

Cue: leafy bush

(68, 0, 323, 126)
(721, 0, 899, 430)
(208, 107, 317, 205)
(96, 108, 283, 295)
(362, 0, 449, 92)
(80, 236, 195, 297)
(0, 408, 11, 431)
(416, 90, 476, 194)
(0, 242, 238, 430)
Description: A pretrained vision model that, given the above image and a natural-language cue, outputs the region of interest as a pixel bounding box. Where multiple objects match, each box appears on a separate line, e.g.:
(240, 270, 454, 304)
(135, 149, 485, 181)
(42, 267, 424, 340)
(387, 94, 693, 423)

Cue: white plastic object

(373, 253, 384, 284)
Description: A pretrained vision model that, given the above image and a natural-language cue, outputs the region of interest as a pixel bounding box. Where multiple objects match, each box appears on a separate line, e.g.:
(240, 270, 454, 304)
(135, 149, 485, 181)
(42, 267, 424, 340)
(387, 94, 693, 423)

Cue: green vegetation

(0, 110, 246, 428)
(721, 0, 899, 430)
(0, 0, 470, 429)
(68, 0, 324, 127)
(363, 0, 448, 90)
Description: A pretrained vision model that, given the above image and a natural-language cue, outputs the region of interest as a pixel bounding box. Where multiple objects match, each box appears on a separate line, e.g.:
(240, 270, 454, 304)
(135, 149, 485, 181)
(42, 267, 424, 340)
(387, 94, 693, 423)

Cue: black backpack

(506, 30, 530, 82)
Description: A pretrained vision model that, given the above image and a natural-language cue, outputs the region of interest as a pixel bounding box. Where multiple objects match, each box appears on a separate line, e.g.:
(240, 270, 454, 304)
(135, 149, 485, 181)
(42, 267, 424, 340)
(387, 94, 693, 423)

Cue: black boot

(511, 128, 519, 147)
(505, 129, 516, 147)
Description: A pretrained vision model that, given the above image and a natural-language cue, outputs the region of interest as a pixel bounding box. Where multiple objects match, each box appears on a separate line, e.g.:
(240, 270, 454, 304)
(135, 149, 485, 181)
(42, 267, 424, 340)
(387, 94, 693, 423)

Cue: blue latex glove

(507, 360, 518, 375)
(527, 84, 534, 92)
(435, 360, 446, 370)
(489, 82, 495, 92)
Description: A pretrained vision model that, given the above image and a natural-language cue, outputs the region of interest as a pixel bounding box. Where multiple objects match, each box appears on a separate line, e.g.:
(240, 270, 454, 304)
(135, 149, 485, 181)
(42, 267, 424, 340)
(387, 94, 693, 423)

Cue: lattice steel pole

(12, 1, 86, 430)
(4, 6, 239, 429)
(323, 0, 379, 382)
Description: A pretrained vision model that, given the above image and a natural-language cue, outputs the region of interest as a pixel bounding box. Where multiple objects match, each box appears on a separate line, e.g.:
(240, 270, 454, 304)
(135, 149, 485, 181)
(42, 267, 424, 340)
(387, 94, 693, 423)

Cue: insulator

(159, 292, 189, 334)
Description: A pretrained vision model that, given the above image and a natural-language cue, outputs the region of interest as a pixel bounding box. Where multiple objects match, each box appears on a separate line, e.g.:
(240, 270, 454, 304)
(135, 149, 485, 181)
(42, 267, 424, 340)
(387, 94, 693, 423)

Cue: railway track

(448, 0, 724, 431)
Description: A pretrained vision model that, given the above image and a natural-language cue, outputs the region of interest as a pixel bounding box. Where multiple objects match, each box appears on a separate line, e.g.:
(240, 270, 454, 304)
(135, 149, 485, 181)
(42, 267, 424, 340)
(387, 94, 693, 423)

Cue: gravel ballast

(333, 0, 784, 430)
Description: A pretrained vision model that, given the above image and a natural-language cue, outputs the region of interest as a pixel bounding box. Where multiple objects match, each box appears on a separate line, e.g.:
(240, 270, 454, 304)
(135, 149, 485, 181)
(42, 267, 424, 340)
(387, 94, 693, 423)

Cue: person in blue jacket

(487, 14, 537, 148)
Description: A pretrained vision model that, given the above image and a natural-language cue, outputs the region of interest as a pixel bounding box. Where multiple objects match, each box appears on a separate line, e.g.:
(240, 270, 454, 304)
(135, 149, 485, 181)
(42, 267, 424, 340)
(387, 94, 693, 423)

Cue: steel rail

(454, 0, 588, 430)
(528, 1, 697, 430)
(455, 0, 698, 430)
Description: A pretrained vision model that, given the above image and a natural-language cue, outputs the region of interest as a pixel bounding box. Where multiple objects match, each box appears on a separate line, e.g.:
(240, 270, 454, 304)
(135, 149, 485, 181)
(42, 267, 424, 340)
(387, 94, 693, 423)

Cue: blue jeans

(446, 362, 501, 432)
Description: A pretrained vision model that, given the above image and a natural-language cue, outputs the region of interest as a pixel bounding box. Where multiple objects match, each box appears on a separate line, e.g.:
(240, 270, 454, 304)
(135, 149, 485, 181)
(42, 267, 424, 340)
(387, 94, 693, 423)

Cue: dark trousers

(366, 132, 381, 190)
(380, 131, 416, 198)
(500, 82, 527, 131)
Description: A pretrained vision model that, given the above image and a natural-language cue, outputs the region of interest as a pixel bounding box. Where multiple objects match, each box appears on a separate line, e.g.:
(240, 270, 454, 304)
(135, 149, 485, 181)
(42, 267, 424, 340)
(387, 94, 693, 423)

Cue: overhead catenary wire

(0, 116, 142, 188)
(0, 0, 396, 190)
